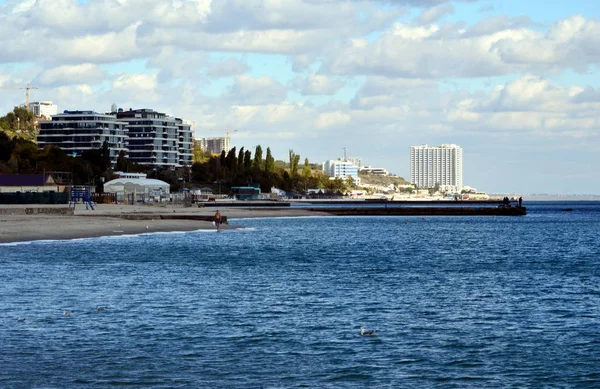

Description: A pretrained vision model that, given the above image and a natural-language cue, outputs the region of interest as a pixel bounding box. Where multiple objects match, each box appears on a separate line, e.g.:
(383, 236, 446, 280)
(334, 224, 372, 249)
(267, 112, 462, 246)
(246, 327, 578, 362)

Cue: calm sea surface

(1, 202, 599, 388)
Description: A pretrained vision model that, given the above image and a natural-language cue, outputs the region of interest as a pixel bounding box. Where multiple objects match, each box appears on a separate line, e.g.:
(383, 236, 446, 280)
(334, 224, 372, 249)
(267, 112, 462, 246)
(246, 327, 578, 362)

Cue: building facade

(116, 108, 192, 169)
(37, 111, 128, 166)
(30, 101, 58, 119)
(196, 137, 230, 155)
(410, 144, 463, 193)
(176, 119, 193, 167)
(38, 108, 193, 170)
(323, 159, 361, 185)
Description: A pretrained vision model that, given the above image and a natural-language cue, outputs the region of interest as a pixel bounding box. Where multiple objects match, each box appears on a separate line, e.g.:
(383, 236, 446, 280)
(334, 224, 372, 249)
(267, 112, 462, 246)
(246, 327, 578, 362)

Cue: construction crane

(0, 83, 39, 112)
(225, 129, 238, 141)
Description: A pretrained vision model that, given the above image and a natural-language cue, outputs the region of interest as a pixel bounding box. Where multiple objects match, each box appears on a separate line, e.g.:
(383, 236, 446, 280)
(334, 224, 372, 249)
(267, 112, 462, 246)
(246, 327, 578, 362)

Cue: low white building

(104, 172, 170, 203)
(359, 166, 389, 176)
(323, 159, 361, 185)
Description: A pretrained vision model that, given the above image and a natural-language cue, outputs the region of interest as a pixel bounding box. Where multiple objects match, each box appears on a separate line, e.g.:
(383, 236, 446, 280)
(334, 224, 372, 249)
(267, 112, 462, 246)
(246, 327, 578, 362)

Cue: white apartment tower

(410, 144, 463, 193)
(196, 137, 231, 155)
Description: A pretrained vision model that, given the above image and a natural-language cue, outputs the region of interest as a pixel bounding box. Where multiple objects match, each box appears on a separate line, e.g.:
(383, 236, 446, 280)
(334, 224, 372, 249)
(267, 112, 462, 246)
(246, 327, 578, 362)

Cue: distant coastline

(492, 194, 600, 201)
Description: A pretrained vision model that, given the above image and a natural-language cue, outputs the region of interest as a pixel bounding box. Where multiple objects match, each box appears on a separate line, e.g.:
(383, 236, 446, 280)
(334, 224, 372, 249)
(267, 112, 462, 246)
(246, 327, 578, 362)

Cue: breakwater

(315, 206, 527, 216)
(198, 201, 291, 207)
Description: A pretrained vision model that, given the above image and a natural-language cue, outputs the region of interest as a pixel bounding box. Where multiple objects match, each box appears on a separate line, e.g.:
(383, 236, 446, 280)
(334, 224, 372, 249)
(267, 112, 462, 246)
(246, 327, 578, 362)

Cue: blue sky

(0, 0, 599, 194)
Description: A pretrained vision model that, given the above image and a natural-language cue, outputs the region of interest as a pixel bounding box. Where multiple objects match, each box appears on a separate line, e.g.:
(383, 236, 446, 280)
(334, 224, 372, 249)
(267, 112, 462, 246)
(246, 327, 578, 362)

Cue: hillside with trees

(0, 107, 37, 142)
(0, 125, 351, 195)
(358, 171, 409, 187)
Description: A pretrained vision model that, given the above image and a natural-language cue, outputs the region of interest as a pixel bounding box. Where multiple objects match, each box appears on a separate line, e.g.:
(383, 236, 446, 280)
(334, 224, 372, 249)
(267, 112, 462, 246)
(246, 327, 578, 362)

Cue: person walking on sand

(214, 210, 222, 231)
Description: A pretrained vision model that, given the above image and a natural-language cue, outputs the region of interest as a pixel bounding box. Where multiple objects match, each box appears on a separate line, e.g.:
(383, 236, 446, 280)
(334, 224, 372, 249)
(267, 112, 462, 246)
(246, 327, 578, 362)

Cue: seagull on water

(360, 327, 376, 336)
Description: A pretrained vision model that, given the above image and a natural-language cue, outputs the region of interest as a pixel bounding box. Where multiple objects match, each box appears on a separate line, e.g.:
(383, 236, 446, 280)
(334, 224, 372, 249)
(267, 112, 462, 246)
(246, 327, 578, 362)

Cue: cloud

(224, 75, 288, 105)
(446, 75, 600, 136)
(35, 64, 106, 87)
(324, 14, 600, 79)
(206, 58, 250, 78)
(291, 73, 345, 95)
(494, 15, 600, 72)
(108, 73, 160, 105)
(416, 3, 454, 25)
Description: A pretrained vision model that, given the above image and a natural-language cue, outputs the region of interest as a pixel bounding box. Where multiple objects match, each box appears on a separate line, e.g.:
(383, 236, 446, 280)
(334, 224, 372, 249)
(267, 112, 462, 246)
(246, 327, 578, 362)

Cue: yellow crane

(0, 83, 39, 112)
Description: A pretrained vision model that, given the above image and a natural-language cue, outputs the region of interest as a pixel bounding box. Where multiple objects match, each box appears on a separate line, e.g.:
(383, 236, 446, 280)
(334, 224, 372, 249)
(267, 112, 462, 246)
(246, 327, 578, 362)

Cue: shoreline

(0, 204, 331, 244)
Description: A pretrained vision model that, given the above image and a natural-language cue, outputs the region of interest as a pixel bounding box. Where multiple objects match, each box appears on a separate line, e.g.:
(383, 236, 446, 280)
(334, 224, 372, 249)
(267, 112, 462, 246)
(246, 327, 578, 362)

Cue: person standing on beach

(214, 210, 222, 231)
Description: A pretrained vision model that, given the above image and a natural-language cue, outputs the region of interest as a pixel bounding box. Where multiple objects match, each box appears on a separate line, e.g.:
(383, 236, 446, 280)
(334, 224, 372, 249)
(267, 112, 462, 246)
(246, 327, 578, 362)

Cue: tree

(264, 147, 275, 174)
(253, 145, 263, 170)
(289, 149, 300, 177)
(0, 131, 15, 162)
(225, 146, 237, 172)
(116, 150, 128, 172)
(237, 147, 245, 172)
(244, 150, 252, 170)
(302, 158, 311, 178)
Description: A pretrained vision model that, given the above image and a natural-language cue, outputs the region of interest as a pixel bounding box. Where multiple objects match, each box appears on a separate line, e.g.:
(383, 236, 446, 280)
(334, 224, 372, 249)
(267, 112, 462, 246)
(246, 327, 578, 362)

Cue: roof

(0, 174, 56, 186)
(104, 178, 170, 187)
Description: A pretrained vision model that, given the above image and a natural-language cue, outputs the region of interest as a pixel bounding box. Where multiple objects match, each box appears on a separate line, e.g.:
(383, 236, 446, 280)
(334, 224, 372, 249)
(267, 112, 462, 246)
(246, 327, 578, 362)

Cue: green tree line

(0, 127, 352, 194)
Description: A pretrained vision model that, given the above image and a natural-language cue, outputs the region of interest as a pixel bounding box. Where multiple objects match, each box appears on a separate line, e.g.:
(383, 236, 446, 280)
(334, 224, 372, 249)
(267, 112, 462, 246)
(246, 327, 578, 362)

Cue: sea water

(1, 202, 599, 388)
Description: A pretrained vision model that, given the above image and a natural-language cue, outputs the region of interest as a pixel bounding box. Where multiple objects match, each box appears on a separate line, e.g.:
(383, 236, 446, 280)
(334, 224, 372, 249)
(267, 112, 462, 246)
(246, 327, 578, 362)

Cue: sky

(0, 0, 599, 195)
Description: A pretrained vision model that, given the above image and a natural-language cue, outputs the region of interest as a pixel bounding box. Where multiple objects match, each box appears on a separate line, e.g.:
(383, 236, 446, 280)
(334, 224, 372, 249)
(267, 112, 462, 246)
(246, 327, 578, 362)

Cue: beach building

(103, 172, 170, 203)
(196, 137, 230, 155)
(0, 174, 61, 193)
(323, 159, 361, 185)
(410, 144, 463, 193)
(37, 110, 128, 167)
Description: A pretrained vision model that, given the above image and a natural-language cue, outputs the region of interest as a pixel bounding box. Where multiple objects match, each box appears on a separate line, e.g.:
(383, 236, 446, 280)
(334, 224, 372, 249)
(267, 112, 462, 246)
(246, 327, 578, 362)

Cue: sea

(1, 201, 599, 388)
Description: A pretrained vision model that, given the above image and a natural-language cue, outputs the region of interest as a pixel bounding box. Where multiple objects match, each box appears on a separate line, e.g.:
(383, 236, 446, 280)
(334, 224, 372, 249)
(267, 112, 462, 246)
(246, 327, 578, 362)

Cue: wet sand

(0, 204, 329, 244)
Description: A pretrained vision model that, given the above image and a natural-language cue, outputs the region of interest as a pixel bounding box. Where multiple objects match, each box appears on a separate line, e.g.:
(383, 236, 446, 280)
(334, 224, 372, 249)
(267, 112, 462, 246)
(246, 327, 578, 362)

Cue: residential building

(37, 110, 128, 166)
(410, 144, 463, 193)
(323, 159, 361, 185)
(176, 119, 193, 167)
(116, 108, 189, 169)
(196, 136, 230, 155)
(359, 166, 389, 176)
(29, 101, 58, 119)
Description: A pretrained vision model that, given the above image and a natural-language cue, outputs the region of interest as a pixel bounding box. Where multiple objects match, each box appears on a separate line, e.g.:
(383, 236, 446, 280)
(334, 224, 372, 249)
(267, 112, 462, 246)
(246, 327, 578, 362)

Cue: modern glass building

(37, 110, 128, 166)
(410, 144, 463, 193)
(176, 118, 193, 167)
(116, 109, 192, 169)
(38, 108, 193, 170)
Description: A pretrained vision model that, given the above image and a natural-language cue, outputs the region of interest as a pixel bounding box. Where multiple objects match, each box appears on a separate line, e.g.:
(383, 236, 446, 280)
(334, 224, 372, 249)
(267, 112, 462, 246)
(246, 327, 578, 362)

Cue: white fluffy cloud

(291, 74, 345, 95)
(224, 75, 288, 105)
(0, 0, 599, 193)
(35, 64, 106, 87)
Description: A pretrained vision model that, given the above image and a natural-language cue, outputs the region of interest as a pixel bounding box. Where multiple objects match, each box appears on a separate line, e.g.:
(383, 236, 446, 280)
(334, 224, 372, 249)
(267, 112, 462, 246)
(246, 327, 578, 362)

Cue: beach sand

(0, 204, 329, 244)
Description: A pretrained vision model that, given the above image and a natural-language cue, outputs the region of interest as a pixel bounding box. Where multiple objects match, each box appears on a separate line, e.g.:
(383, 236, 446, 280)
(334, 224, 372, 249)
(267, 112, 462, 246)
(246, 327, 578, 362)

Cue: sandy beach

(0, 204, 330, 244)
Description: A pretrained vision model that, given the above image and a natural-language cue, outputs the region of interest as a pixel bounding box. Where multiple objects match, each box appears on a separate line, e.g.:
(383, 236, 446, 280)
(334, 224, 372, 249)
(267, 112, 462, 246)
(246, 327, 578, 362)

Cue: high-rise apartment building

(38, 110, 128, 166)
(196, 137, 230, 155)
(410, 144, 463, 193)
(116, 108, 192, 169)
(176, 119, 193, 167)
(38, 108, 193, 170)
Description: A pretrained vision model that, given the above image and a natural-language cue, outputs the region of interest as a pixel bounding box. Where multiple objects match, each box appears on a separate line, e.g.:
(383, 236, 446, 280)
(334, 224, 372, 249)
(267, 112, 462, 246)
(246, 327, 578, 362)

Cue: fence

(0, 192, 68, 204)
